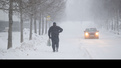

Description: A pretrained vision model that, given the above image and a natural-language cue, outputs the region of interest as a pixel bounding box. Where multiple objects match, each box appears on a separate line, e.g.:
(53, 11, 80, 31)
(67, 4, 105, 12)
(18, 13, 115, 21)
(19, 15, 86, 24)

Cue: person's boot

(53, 50, 55, 52)
(56, 49, 58, 52)
(56, 48, 58, 52)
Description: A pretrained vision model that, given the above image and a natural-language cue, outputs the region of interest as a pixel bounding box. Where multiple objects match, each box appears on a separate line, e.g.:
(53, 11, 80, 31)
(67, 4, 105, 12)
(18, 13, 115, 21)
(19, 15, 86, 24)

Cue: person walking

(48, 22, 63, 52)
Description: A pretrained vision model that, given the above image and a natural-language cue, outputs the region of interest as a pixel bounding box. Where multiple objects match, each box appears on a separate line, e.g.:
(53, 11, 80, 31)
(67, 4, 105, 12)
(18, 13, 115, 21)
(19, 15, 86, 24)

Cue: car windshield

(89, 28, 97, 32)
(85, 28, 89, 31)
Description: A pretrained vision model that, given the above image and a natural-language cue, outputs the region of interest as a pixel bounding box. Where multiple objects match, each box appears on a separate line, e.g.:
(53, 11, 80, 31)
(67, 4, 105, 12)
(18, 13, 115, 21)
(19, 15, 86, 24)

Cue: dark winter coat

(48, 25, 63, 39)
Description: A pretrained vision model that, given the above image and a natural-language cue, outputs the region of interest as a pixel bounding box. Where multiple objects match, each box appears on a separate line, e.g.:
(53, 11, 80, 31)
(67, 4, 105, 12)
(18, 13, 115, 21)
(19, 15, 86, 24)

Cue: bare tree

(8, 0, 13, 49)
(86, 0, 121, 34)
(0, 0, 67, 49)
(19, 0, 24, 43)
(39, 0, 67, 34)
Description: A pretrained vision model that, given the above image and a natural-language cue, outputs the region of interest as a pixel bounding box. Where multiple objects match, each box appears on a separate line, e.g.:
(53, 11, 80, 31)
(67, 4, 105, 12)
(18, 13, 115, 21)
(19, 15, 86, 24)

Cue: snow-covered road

(59, 21, 121, 59)
(80, 30, 121, 59)
(0, 21, 121, 59)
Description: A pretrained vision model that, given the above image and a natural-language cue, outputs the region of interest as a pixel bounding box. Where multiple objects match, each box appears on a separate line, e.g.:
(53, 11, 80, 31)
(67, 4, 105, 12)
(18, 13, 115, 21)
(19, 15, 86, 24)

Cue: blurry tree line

(89, 0, 121, 35)
(0, 0, 67, 49)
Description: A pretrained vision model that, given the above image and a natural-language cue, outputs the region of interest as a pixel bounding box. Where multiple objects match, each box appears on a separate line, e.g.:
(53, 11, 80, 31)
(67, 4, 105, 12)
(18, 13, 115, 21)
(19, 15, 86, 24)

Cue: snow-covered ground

(0, 21, 121, 60)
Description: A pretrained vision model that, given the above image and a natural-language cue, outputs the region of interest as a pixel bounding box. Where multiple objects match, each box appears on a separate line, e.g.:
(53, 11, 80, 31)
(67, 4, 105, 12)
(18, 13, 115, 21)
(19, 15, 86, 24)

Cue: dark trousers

(51, 38, 59, 52)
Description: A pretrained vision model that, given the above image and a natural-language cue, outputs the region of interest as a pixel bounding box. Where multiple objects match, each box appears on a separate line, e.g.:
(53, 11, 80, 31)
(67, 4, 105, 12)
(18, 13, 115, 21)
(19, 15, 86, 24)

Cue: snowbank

(0, 28, 49, 59)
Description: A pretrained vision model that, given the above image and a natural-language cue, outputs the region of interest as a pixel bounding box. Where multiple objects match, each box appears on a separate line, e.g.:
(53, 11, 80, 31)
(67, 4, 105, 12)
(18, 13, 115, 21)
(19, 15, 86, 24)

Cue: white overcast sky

(66, 0, 92, 21)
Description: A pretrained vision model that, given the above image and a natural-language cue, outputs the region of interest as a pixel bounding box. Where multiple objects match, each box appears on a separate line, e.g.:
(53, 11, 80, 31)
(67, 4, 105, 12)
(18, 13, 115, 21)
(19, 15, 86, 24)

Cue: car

(84, 28, 99, 39)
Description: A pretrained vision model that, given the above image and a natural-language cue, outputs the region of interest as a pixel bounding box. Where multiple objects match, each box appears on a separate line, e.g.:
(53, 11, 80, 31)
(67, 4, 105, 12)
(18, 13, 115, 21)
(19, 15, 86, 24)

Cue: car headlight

(95, 32, 99, 35)
(85, 32, 89, 36)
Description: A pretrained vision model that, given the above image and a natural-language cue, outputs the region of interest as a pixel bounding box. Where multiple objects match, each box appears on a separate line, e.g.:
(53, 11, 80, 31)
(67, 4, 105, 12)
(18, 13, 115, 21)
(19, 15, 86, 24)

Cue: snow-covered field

(0, 21, 121, 60)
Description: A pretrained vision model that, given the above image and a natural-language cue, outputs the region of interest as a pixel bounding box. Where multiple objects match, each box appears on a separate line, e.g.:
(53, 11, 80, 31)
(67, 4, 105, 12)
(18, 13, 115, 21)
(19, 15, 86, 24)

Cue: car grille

(89, 33, 95, 35)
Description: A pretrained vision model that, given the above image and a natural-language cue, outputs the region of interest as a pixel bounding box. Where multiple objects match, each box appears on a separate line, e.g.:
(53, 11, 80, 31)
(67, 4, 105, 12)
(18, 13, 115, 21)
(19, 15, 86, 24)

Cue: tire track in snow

(81, 47, 93, 59)
(78, 40, 93, 59)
